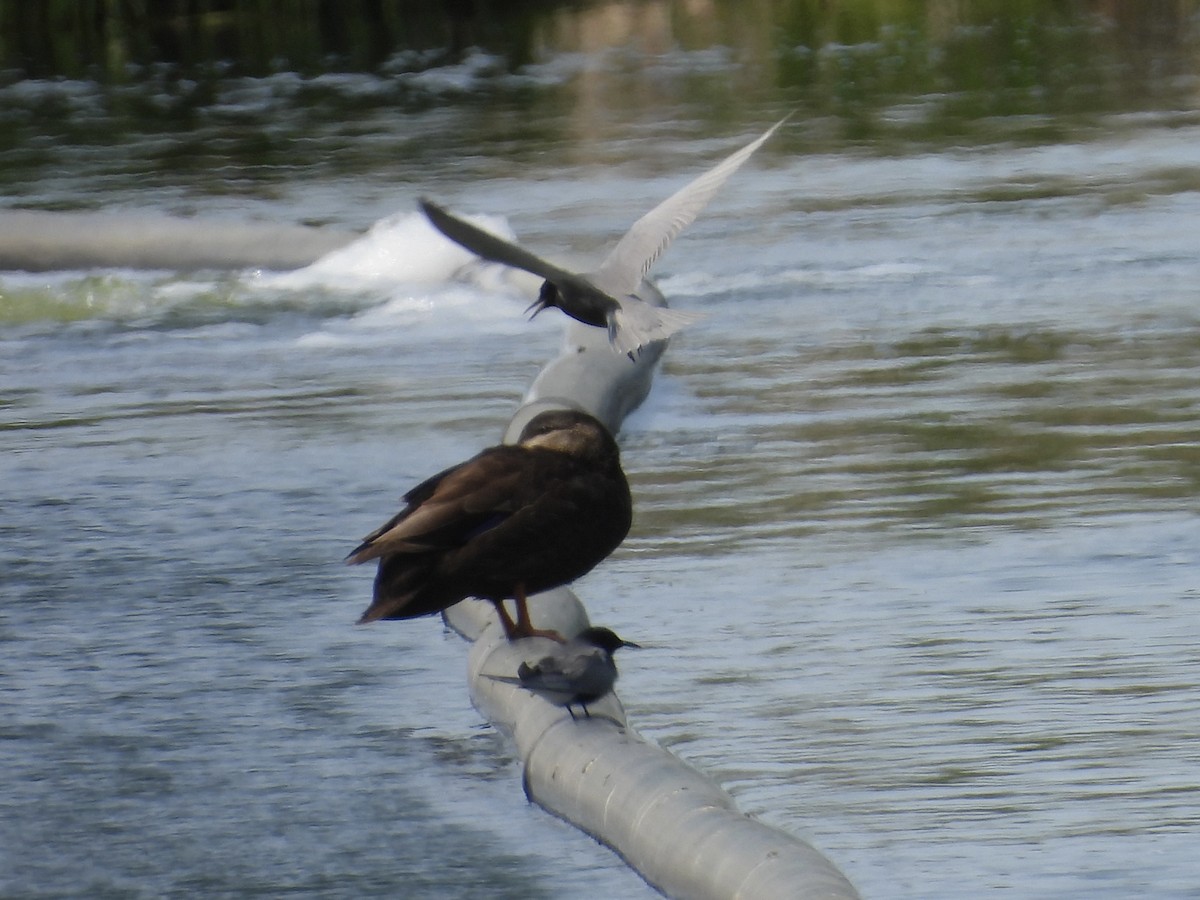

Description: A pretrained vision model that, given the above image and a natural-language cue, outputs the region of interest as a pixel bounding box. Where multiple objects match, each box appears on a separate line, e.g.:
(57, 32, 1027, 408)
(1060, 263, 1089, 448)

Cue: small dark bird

(488, 626, 640, 719)
(345, 409, 632, 640)
(420, 115, 789, 358)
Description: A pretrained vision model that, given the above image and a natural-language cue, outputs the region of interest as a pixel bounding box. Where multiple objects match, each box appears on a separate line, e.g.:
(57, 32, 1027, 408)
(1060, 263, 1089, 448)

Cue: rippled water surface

(3, 4, 1200, 897)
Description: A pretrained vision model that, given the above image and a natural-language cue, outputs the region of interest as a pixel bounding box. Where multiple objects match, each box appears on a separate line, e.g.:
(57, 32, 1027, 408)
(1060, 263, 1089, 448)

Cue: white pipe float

(443, 302, 860, 899)
(0, 210, 356, 271)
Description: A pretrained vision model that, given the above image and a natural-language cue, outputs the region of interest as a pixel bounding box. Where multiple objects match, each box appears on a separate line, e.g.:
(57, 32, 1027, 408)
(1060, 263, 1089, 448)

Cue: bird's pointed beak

(620, 639, 642, 649)
(528, 280, 559, 319)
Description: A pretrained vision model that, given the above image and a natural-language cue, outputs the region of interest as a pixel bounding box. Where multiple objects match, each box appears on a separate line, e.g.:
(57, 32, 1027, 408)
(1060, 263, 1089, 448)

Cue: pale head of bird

(517, 409, 620, 464)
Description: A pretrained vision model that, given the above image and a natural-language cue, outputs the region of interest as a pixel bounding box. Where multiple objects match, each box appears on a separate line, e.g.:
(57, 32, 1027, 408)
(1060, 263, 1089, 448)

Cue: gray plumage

(420, 115, 789, 358)
(487, 627, 640, 719)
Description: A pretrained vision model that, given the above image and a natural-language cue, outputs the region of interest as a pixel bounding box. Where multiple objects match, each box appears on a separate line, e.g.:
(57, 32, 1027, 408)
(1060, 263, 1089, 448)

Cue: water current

(3, 6, 1199, 897)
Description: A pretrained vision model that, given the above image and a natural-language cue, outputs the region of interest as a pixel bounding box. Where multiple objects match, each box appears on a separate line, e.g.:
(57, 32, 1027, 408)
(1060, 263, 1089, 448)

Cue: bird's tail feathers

(356, 590, 427, 624)
(355, 557, 439, 624)
(356, 600, 396, 624)
(344, 542, 379, 566)
(481, 673, 525, 687)
(610, 298, 704, 357)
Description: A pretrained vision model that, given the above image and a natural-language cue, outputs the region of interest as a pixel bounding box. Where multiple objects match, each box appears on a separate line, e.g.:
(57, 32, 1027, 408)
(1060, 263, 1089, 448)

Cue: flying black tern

(420, 115, 789, 358)
(487, 626, 640, 719)
(345, 409, 631, 641)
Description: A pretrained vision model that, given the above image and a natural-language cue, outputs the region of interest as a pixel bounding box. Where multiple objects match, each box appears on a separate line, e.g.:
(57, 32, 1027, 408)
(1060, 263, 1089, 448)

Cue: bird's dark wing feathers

(345, 447, 533, 564)
(421, 199, 577, 284)
(420, 199, 619, 310)
(519, 651, 595, 693)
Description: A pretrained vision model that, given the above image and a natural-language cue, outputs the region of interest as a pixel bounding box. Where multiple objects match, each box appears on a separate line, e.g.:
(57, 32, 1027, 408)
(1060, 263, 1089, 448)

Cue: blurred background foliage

(2, 1, 1197, 89)
(1, 2, 1198, 169)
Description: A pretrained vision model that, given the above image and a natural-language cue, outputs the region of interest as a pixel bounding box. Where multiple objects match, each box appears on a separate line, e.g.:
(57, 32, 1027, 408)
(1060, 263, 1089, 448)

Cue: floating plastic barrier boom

(444, 286, 859, 899)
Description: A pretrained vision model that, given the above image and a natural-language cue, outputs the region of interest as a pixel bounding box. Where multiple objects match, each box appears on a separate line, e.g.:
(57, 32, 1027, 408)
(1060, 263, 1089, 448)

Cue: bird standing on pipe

(345, 409, 631, 640)
(420, 115, 789, 358)
(487, 627, 640, 719)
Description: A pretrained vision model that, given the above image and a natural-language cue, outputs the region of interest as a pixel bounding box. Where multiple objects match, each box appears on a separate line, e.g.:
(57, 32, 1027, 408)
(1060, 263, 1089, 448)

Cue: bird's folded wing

(521, 650, 605, 693)
(591, 114, 791, 298)
(344, 454, 525, 563)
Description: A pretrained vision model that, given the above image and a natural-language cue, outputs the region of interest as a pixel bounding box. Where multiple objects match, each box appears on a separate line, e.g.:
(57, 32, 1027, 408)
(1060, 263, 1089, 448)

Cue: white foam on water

(299, 280, 559, 349)
(272, 207, 561, 348)
(254, 209, 527, 294)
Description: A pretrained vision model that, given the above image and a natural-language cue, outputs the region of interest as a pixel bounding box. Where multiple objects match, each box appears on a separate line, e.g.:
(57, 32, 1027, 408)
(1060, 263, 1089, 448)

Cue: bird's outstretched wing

(591, 114, 791, 298)
(420, 198, 613, 305)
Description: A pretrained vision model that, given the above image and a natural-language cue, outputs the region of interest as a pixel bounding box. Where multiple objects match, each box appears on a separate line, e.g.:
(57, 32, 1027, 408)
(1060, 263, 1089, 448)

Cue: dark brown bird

(345, 409, 632, 640)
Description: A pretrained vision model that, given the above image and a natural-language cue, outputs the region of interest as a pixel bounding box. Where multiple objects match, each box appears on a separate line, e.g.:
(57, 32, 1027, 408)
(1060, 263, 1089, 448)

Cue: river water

(3, 4, 1199, 898)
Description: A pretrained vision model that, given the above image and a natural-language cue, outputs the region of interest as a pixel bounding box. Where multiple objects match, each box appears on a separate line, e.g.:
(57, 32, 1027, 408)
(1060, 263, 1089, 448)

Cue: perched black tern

(420, 115, 789, 357)
(345, 409, 631, 641)
(488, 626, 640, 719)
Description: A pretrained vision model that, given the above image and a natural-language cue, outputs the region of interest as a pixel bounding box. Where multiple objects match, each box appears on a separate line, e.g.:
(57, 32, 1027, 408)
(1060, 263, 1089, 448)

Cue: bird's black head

(578, 626, 640, 654)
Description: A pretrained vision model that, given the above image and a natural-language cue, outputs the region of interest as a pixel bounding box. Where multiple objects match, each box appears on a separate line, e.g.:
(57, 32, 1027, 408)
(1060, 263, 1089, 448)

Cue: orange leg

(511, 584, 566, 642)
(490, 598, 520, 640)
